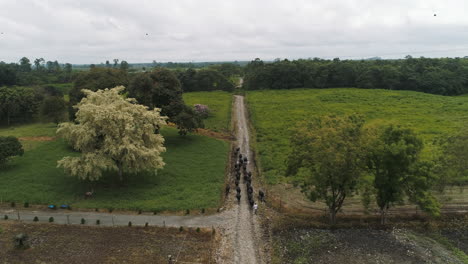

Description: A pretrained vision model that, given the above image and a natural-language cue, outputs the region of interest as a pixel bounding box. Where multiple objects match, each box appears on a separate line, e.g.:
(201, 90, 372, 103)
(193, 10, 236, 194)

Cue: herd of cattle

(225, 147, 265, 210)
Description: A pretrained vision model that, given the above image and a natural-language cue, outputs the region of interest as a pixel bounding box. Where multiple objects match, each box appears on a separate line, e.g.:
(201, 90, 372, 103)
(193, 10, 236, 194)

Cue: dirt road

(215, 95, 266, 264)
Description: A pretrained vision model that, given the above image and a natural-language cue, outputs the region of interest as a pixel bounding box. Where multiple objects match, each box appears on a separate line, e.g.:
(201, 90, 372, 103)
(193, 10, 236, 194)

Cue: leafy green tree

(367, 125, 439, 224)
(0, 62, 17, 86)
(120, 60, 129, 71)
(69, 67, 128, 117)
(128, 68, 203, 135)
(19, 57, 31, 72)
(34, 58, 44, 71)
(41, 96, 67, 124)
(0, 87, 39, 125)
(64, 63, 72, 74)
(286, 115, 366, 224)
(57, 86, 167, 182)
(46, 61, 54, 72)
(173, 107, 204, 135)
(0, 136, 24, 165)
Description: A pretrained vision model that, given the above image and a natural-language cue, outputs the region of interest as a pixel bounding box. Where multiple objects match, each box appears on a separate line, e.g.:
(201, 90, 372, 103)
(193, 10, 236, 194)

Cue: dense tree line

(0, 57, 73, 87)
(0, 85, 67, 125)
(244, 57, 468, 95)
(178, 68, 235, 92)
(69, 67, 203, 135)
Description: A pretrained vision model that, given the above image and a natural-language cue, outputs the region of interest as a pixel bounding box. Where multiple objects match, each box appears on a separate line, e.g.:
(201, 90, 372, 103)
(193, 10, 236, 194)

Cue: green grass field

(246, 88, 468, 184)
(0, 124, 228, 212)
(183, 91, 232, 133)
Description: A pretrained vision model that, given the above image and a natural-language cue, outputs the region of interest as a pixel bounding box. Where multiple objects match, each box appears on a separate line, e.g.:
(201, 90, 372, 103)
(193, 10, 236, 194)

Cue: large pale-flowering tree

(57, 86, 167, 181)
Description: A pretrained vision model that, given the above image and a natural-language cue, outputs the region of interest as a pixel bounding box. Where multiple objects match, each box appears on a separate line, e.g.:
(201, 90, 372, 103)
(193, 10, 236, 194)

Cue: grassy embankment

(183, 91, 233, 133)
(0, 123, 228, 212)
(246, 88, 468, 185)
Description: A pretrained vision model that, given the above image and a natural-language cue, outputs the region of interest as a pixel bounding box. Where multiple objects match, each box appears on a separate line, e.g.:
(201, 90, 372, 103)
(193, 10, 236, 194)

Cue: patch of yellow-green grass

(183, 91, 232, 133)
(246, 88, 468, 184)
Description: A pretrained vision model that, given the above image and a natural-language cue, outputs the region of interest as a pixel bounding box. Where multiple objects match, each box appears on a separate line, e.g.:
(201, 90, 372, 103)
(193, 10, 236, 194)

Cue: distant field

(0, 124, 228, 212)
(183, 91, 232, 133)
(246, 88, 468, 184)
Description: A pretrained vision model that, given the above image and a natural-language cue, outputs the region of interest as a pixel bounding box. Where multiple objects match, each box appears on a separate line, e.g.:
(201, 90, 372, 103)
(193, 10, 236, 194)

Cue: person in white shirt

(253, 202, 258, 214)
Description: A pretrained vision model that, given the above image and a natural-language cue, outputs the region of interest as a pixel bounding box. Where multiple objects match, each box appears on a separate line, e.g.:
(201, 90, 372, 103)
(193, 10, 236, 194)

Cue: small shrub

(48, 217, 54, 223)
(108, 207, 114, 213)
(212, 228, 216, 235)
(96, 220, 100, 225)
(14, 233, 28, 249)
(153, 210, 158, 215)
(185, 209, 190, 215)
(33, 216, 38, 222)
(4, 215, 8, 220)
(24, 202, 29, 208)
(81, 218, 85, 224)
(179, 226, 184, 232)
(201, 208, 205, 214)
(145, 222, 149, 227)
(10, 202, 15, 208)
(95, 208, 99, 212)
(138, 209, 142, 214)
(128, 221, 132, 227)
(196, 227, 201, 233)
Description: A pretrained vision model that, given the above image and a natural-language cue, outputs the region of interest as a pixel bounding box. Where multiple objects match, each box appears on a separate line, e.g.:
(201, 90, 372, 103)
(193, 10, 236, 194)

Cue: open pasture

(246, 88, 468, 184)
(0, 124, 228, 212)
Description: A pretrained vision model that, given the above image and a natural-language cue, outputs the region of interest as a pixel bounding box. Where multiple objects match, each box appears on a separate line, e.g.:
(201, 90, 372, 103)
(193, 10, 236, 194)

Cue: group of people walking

(225, 147, 265, 214)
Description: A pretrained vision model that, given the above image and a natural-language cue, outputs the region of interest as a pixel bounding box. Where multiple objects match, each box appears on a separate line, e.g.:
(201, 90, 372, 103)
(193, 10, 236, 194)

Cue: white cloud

(0, 0, 467, 63)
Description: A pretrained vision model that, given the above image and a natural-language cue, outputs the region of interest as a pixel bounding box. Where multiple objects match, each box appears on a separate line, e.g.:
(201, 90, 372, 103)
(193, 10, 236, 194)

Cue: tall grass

(246, 88, 468, 184)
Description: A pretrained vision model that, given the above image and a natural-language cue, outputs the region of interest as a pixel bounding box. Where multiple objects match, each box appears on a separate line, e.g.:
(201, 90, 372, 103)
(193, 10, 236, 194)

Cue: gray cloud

(0, 0, 467, 63)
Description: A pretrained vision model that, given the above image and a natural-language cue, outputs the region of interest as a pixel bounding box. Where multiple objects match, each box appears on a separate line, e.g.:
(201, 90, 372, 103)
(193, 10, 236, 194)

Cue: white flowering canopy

(57, 86, 167, 181)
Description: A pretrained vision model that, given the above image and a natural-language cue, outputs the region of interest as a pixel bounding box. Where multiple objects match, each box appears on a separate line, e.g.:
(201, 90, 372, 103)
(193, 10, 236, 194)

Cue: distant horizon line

(3, 55, 468, 66)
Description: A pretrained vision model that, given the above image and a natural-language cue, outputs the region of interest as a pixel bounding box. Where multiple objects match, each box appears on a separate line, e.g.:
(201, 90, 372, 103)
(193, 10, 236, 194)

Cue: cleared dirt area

(0, 221, 215, 264)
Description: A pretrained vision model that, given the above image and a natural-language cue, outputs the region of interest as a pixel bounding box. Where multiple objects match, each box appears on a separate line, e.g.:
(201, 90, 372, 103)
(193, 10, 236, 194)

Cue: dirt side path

(216, 95, 267, 264)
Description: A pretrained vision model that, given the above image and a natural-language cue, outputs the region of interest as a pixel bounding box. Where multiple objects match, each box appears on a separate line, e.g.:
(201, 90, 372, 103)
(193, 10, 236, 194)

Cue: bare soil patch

(0, 222, 214, 264)
(196, 128, 233, 141)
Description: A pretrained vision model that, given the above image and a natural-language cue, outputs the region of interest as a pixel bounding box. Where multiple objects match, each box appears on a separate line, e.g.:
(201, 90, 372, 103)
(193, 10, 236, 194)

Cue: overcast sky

(1, 0, 468, 64)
